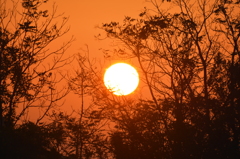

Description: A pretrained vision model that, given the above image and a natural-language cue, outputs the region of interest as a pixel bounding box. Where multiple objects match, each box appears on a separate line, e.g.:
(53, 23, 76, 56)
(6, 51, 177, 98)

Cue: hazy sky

(5, 0, 173, 120)
(55, 0, 152, 57)
(52, 0, 154, 111)
(9, 0, 156, 119)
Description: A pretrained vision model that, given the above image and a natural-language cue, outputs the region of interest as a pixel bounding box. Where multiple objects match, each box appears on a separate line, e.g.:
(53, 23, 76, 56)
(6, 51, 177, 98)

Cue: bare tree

(66, 48, 113, 158)
(96, 0, 240, 158)
(0, 0, 73, 128)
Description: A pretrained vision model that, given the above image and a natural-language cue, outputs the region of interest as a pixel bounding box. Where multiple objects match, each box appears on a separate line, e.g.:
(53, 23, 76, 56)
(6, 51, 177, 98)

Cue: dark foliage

(0, 122, 63, 159)
(95, 0, 240, 158)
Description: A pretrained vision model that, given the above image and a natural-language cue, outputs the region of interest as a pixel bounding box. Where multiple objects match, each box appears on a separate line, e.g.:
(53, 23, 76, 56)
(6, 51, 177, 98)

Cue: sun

(104, 63, 139, 96)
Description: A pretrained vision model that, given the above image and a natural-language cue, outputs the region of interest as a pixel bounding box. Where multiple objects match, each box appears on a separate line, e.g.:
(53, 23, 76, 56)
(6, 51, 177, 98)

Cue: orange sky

(3, 0, 178, 121)
(5, 0, 159, 121)
(52, 0, 154, 112)
(55, 0, 151, 55)
(4, 0, 178, 121)
(19, 0, 155, 119)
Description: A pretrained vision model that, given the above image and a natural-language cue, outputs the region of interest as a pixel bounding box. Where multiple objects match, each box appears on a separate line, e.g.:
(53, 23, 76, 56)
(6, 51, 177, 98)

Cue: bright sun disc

(104, 63, 139, 96)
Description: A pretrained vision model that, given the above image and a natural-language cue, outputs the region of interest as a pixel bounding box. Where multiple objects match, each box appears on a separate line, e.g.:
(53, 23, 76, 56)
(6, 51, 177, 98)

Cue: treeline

(1, 0, 240, 158)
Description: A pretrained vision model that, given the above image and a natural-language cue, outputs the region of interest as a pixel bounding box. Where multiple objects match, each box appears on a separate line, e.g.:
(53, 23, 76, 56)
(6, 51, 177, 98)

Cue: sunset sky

(3, 1, 238, 157)
(50, 1, 153, 109)
(38, 0, 155, 116)
(5, 0, 171, 120)
(56, 0, 151, 55)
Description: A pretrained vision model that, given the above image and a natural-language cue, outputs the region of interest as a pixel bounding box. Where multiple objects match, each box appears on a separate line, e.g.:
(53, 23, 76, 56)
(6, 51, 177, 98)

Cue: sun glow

(104, 63, 139, 96)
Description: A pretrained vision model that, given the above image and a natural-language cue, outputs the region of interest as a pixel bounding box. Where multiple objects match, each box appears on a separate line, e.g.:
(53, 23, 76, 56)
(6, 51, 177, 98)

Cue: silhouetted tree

(0, 0, 73, 158)
(67, 50, 112, 159)
(95, 0, 240, 158)
(44, 110, 110, 159)
(1, 121, 65, 159)
(0, 0, 71, 128)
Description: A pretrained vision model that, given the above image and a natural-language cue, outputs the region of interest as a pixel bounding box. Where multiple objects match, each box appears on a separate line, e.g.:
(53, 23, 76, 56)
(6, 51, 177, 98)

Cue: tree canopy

(94, 0, 240, 158)
(1, 0, 240, 158)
